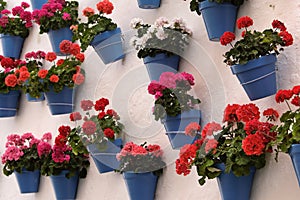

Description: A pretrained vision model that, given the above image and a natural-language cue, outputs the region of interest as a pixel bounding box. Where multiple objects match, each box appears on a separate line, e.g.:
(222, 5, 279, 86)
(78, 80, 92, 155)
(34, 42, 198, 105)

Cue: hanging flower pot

(162, 109, 201, 149)
(230, 54, 277, 101)
(0, 90, 21, 117)
(45, 86, 74, 115)
(199, 1, 238, 41)
(47, 27, 73, 56)
(14, 169, 41, 193)
(216, 163, 256, 200)
(26, 93, 45, 102)
(87, 139, 122, 174)
(289, 144, 300, 187)
(50, 170, 79, 200)
(0, 35, 25, 59)
(123, 172, 159, 200)
(143, 53, 180, 81)
(137, 0, 161, 9)
(30, 0, 48, 10)
(90, 27, 125, 65)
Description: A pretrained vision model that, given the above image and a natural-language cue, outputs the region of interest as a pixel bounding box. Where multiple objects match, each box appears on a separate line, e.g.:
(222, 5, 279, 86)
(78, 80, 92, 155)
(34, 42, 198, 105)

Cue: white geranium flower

(155, 27, 168, 40)
(130, 18, 143, 29)
(154, 17, 169, 27)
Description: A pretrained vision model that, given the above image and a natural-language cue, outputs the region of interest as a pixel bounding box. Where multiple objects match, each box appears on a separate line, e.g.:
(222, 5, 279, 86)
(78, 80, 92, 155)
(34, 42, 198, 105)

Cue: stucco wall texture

(0, 0, 299, 199)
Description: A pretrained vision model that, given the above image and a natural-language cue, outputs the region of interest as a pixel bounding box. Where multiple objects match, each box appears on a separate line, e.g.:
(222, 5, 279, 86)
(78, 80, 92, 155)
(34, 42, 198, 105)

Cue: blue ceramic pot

(123, 172, 158, 200)
(30, 0, 48, 10)
(230, 54, 277, 101)
(162, 109, 201, 149)
(47, 27, 73, 56)
(289, 144, 300, 187)
(199, 1, 238, 41)
(143, 53, 180, 81)
(216, 163, 256, 200)
(91, 27, 125, 64)
(0, 90, 21, 117)
(1, 34, 25, 59)
(137, 0, 161, 9)
(45, 86, 74, 115)
(50, 170, 79, 200)
(14, 169, 41, 193)
(87, 138, 122, 174)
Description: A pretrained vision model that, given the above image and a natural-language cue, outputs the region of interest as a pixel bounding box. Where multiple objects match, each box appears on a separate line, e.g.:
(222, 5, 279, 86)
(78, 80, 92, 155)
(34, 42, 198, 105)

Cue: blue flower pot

(216, 163, 256, 200)
(143, 53, 180, 81)
(47, 27, 73, 56)
(0, 90, 21, 117)
(230, 54, 277, 101)
(50, 170, 79, 200)
(30, 0, 48, 10)
(26, 93, 45, 102)
(123, 172, 158, 200)
(14, 169, 41, 193)
(199, 1, 238, 41)
(91, 27, 125, 64)
(289, 144, 300, 187)
(1, 34, 25, 59)
(137, 0, 161, 9)
(87, 139, 122, 174)
(45, 87, 74, 115)
(162, 109, 201, 149)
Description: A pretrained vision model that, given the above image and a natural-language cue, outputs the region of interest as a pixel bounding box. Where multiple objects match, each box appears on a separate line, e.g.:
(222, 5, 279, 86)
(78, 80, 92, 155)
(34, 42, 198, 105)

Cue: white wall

(0, 0, 299, 199)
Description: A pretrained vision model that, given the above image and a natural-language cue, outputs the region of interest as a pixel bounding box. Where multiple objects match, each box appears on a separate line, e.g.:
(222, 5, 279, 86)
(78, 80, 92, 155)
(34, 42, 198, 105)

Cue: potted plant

(147, 71, 201, 149)
(21, 50, 46, 102)
(32, 0, 79, 55)
(187, 0, 246, 41)
(38, 125, 90, 200)
(0, 2, 33, 59)
(220, 16, 293, 100)
(1, 132, 52, 193)
(272, 85, 300, 186)
(176, 103, 278, 200)
(35, 40, 85, 115)
(0, 56, 29, 117)
(130, 17, 192, 81)
(116, 142, 166, 200)
(69, 97, 124, 173)
(71, 0, 125, 64)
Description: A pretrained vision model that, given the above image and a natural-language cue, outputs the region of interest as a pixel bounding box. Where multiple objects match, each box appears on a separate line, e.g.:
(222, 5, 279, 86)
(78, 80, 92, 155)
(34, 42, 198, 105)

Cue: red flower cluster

(117, 142, 163, 160)
(83, 7, 95, 17)
(96, 0, 114, 15)
(52, 125, 73, 163)
(272, 20, 286, 31)
(95, 97, 109, 111)
(220, 31, 235, 46)
(236, 16, 253, 29)
(223, 103, 260, 123)
(279, 31, 293, 46)
(275, 85, 300, 107)
(185, 122, 200, 136)
(263, 108, 279, 121)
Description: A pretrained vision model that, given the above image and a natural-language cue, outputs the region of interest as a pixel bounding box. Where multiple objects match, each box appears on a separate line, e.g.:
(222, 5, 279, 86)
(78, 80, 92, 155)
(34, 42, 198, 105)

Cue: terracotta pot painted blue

(87, 138, 122, 174)
(30, 0, 48, 10)
(230, 54, 277, 101)
(199, 1, 238, 41)
(0, 90, 21, 117)
(123, 172, 158, 200)
(216, 163, 256, 200)
(91, 28, 125, 64)
(289, 144, 300, 187)
(14, 169, 40, 193)
(50, 170, 79, 200)
(47, 27, 73, 56)
(26, 93, 45, 102)
(143, 53, 180, 81)
(45, 87, 74, 115)
(1, 35, 25, 59)
(137, 0, 160, 9)
(162, 109, 201, 149)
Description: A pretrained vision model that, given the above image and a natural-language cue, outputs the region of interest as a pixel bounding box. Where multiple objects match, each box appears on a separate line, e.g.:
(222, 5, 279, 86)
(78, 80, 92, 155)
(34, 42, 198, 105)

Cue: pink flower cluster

(148, 71, 195, 99)
(0, 2, 33, 28)
(116, 142, 163, 160)
(32, 1, 67, 24)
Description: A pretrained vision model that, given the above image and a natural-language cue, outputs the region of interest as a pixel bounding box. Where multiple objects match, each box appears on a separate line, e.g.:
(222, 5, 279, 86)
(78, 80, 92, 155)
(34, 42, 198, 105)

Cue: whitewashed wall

(0, 0, 299, 199)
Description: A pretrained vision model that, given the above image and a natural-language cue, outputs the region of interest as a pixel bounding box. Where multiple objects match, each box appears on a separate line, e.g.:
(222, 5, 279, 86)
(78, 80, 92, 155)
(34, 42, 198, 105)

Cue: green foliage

(188, 0, 245, 15)
(0, 0, 7, 11)
(72, 10, 117, 51)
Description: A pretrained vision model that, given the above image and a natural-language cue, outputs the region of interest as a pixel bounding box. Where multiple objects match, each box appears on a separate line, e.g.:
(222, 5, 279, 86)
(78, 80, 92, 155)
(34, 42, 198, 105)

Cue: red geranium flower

(236, 16, 253, 29)
(185, 122, 201, 136)
(1, 57, 14, 68)
(291, 96, 300, 106)
(275, 89, 293, 103)
(272, 20, 286, 31)
(82, 121, 97, 135)
(70, 112, 82, 121)
(103, 128, 114, 139)
(263, 108, 279, 121)
(80, 100, 94, 111)
(72, 73, 85, 85)
(223, 104, 240, 123)
(38, 69, 48, 79)
(75, 53, 85, 62)
(49, 75, 59, 83)
(5, 74, 18, 87)
(236, 103, 260, 123)
(279, 31, 293, 46)
(220, 31, 235, 46)
(292, 85, 300, 95)
(58, 125, 71, 137)
(59, 40, 72, 54)
(242, 133, 265, 156)
(45, 52, 57, 62)
(83, 7, 95, 17)
(94, 98, 109, 111)
(96, 0, 114, 14)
